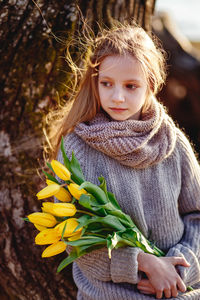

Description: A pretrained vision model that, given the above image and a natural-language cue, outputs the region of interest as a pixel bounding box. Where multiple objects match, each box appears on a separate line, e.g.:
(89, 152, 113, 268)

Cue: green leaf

(57, 242, 107, 272)
(107, 209, 134, 228)
(42, 170, 59, 183)
(121, 228, 156, 255)
(60, 136, 71, 170)
(76, 214, 91, 230)
(57, 248, 79, 272)
(22, 217, 30, 222)
(98, 176, 109, 195)
(61, 221, 68, 240)
(46, 162, 54, 173)
(70, 151, 85, 184)
(86, 222, 106, 231)
(106, 231, 136, 258)
(79, 194, 107, 216)
(79, 215, 126, 232)
(79, 194, 94, 210)
(107, 191, 121, 210)
(79, 182, 108, 205)
(98, 176, 121, 210)
(66, 236, 106, 247)
(107, 232, 120, 258)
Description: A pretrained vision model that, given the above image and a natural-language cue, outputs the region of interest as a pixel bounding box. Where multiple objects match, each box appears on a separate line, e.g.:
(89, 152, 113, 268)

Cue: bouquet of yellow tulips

(25, 137, 166, 273)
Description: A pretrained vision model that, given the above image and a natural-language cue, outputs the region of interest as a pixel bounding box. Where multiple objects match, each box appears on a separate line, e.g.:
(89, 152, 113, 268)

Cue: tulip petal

(46, 179, 72, 202)
(36, 184, 60, 200)
(42, 202, 54, 213)
(55, 187, 72, 202)
(68, 232, 82, 241)
(55, 218, 82, 237)
(52, 203, 77, 217)
(34, 223, 47, 231)
(51, 160, 71, 181)
(28, 212, 57, 227)
(35, 228, 61, 245)
(46, 179, 55, 185)
(42, 241, 67, 257)
(68, 183, 87, 200)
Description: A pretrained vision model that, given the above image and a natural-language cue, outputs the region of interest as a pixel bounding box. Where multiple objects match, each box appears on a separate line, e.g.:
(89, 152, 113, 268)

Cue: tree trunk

(0, 1, 156, 299)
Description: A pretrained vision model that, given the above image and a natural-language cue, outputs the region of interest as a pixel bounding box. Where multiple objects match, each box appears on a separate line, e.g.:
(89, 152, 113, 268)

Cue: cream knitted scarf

(75, 97, 177, 168)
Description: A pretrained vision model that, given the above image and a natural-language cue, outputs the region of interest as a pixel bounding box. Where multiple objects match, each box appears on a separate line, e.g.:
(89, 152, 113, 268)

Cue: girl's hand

(137, 278, 156, 295)
(137, 253, 190, 299)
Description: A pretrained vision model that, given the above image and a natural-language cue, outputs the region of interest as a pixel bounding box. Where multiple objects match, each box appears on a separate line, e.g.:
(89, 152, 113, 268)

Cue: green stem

(85, 232, 106, 238)
(77, 209, 95, 217)
(152, 245, 165, 257)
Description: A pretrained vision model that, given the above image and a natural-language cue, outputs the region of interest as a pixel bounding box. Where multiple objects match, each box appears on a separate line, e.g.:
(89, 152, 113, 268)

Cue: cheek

(138, 86, 148, 101)
(129, 88, 147, 107)
(98, 87, 109, 103)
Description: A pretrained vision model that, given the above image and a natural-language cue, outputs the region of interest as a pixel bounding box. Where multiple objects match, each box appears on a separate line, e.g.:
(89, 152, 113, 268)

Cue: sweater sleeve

(166, 131, 200, 287)
(56, 133, 143, 284)
(75, 246, 143, 284)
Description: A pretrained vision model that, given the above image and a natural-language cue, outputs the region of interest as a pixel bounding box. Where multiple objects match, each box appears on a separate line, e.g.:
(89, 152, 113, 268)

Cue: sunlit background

(156, 0, 200, 47)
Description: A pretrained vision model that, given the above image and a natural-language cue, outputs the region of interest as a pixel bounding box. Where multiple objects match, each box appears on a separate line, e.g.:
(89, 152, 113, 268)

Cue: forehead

(98, 55, 146, 81)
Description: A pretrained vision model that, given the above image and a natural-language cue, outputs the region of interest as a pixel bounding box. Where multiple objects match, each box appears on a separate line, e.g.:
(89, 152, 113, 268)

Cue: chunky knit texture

(75, 97, 177, 169)
(57, 101, 200, 300)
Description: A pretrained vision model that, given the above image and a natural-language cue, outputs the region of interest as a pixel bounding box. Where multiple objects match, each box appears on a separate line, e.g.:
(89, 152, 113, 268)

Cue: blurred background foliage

(0, 0, 200, 299)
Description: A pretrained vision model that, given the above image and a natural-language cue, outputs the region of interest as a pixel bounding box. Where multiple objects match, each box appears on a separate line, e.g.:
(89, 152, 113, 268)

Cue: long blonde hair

(46, 23, 167, 158)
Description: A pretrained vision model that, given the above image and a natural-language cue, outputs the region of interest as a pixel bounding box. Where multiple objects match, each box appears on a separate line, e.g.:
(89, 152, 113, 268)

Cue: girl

(49, 24, 200, 299)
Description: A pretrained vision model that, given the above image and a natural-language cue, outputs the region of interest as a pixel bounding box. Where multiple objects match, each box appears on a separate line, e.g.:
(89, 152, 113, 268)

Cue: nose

(112, 87, 125, 103)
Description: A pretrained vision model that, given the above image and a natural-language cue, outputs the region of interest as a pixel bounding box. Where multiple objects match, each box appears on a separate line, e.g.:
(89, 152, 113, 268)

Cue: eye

(100, 81, 112, 87)
(126, 84, 137, 90)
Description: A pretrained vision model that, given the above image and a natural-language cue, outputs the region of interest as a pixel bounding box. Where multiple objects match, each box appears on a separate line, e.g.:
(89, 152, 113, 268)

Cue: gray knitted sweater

(57, 97, 200, 300)
(57, 127, 200, 300)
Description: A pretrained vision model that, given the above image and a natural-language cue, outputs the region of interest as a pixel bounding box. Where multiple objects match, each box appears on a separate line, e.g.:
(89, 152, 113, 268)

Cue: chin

(110, 115, 129, 121)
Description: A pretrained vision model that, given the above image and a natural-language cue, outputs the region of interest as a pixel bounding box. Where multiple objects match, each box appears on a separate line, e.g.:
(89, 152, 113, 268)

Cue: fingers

(138, 256, 189, 298)
(138, 278, 180, 299)
(171, 284, 179, 298)
(156, 281, 184, 299)
(137, 279, 152, 287)
(156, 289, 163, 299)
(171, 257, 191, 267)
(137, 279, 155, 295)
(177, 276, 187, 293)
(138, 286, 155, 295)
(156, 289, 172, 299)
(163, 288, 171, 298)
(138, 282, 180, 299)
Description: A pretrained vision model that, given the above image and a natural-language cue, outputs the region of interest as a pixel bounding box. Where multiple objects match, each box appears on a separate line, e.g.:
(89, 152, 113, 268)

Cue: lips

(110, 108, 127, 113)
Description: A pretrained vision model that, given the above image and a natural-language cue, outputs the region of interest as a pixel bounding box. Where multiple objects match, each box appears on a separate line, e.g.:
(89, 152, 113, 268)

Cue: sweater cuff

(167, 244, 200, 286)
(110, 247, 143, 284)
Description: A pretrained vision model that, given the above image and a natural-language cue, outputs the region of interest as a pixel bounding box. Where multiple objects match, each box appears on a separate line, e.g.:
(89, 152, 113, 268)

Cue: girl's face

(98, 55, 148, 121)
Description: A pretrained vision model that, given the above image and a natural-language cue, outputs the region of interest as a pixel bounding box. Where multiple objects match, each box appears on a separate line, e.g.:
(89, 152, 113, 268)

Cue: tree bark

(0, 1, 156, 299)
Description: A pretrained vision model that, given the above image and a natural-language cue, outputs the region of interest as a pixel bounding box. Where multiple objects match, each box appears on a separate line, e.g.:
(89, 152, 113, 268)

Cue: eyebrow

(98, 75, 141, 84)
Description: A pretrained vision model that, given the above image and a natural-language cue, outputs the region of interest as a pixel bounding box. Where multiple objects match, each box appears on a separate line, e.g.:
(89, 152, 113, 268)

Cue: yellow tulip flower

(28, 212, 57, 227)
(46, 179, 55, 185)
(68, 183, 87, 200)
(51, 203, 77, 217)
(56, 189, 72, 202)
(42, 202, 54, 213)
(46, 179, 72, 202)
(55, 218, 82, 237)
(68, 232, 82, 241)
(36, 184, 60, 200)
(34, 223, 47, 231)
(35, 228, 61, 245)
(42, 241, 67, 258)
(51, 160, 71, 181)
